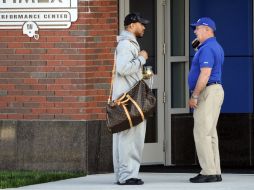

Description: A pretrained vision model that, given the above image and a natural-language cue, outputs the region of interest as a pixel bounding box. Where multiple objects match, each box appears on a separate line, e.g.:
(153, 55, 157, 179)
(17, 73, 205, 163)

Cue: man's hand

(189, 98, 198, 109)
(139, 50, 148, 60)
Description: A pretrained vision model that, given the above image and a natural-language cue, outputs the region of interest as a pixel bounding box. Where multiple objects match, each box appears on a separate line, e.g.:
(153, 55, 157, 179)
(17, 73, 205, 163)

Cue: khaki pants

(193, 84, 224, 175)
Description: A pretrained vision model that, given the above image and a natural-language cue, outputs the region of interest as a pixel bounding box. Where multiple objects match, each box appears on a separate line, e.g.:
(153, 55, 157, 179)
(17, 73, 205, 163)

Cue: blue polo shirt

(188, 37, 224, 91)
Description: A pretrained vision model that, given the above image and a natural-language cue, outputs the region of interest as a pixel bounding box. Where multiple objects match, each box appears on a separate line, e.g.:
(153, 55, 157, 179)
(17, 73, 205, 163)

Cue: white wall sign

(0, 0, 78, 40)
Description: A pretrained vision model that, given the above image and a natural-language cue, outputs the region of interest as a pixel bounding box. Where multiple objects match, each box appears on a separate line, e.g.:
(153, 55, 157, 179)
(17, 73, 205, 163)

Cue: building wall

(0, 0, 117, 120)
(1, 0, 253, 172)
(171, 113, 254, 167)
(190, 0, 253, 113)
(0, 0, 117, 172)
(173, 0, 254, 167)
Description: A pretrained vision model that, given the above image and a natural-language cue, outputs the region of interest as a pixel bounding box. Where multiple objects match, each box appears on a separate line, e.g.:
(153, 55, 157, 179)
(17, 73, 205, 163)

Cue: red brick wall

(0, 0, 118, 121)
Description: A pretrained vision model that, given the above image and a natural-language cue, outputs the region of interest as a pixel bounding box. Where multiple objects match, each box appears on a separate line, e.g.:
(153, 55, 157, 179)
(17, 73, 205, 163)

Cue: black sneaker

(117, 178, 144, 185)
(216, 175, 222, 182)
(189, 174, 218, 183)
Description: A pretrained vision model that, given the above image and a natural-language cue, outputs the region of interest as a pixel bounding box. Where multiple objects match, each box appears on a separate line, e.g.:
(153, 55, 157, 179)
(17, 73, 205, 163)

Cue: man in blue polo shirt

(188, 17, 224, 183)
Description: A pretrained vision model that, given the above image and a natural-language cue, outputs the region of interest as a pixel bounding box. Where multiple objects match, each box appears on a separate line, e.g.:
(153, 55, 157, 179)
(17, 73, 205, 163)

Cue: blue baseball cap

(190, 17, 216, 31)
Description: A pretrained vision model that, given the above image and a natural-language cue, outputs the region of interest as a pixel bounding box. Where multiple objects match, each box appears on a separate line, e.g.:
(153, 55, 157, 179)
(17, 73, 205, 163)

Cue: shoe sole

(190, 179, 219, 183)
(117, 182, 144, 185)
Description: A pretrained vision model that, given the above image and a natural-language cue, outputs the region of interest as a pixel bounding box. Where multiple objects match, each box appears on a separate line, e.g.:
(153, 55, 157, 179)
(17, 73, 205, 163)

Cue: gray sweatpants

(113, 120, 146, 183)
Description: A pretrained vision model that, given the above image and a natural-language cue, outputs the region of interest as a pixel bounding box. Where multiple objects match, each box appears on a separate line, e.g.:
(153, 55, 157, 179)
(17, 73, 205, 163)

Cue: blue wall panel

(221, 57, 253, 113)
(190, 0, 252, 57)
(190, 0, 253, 113)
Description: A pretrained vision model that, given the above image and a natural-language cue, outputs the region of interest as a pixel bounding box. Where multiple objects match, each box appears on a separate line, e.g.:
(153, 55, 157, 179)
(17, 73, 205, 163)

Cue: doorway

(119, 0, 189, 165)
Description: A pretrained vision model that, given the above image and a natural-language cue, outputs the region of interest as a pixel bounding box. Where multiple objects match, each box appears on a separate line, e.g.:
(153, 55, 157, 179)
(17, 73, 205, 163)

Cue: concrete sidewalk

(9, 173, 254, 190)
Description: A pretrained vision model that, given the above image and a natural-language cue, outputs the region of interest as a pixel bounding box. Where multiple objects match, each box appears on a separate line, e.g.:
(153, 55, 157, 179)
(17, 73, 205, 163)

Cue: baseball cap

(124, 13, 149, 26)
(190, 17, 216, 31)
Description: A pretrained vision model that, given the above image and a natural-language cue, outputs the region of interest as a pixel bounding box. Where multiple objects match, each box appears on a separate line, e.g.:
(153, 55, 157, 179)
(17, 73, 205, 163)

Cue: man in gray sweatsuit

(112, 13, 149, 185)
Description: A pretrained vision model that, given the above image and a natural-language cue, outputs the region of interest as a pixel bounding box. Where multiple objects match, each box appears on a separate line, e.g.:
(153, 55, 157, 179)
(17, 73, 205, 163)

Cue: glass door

(165, 0, 190, 165)
(119, 0, 165, 164)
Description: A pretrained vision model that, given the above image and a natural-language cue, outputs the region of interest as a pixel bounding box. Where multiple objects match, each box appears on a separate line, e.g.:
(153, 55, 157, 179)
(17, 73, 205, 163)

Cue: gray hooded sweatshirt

(112, 30, 146, 100)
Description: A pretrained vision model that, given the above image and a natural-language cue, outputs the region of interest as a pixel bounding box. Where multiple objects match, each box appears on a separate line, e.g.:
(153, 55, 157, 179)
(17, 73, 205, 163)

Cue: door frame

(119, 0, 166, 164)
(164, 0, 190, 165)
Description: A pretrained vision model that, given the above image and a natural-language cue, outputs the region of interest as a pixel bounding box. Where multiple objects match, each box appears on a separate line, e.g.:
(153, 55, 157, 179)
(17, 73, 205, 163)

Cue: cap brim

(190, 23, 198, 30)
(139, 18, 149, 25)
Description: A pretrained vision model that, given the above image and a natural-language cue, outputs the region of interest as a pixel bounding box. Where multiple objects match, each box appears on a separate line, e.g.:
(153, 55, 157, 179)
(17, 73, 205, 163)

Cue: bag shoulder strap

(108, 39, 142, 103)
(108, 51, 116, 103)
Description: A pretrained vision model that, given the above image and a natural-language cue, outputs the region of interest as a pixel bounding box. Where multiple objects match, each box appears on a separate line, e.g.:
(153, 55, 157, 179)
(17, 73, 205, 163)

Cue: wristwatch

(191, 94, 199, 99)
